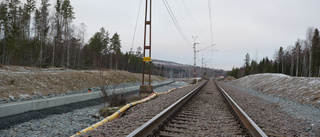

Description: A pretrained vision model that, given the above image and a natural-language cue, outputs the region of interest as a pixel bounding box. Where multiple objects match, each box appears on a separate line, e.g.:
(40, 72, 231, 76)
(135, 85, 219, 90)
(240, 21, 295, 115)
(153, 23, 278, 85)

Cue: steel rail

(127, 81, 208, 137)
(215, 81, 268, 137)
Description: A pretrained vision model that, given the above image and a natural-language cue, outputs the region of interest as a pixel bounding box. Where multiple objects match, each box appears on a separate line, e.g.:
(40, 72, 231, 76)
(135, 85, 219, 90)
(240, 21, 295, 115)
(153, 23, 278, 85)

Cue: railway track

(128, 79, 267, 137)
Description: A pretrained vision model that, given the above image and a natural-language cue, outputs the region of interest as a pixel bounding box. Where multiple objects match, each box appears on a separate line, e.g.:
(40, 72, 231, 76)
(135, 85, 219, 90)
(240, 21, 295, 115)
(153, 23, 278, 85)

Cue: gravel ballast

(79, 80, 320, 136)
(77, 81, 205, 137)
(0, 81, 189, 137)
(218, 82, 320, 136)
(2, 80, 318, 136)
(157, 80, 248, 136)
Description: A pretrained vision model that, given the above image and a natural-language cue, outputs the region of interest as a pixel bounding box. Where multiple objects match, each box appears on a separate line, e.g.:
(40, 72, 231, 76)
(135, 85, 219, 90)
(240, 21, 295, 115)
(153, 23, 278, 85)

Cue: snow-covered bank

(230, 73, 320, 106)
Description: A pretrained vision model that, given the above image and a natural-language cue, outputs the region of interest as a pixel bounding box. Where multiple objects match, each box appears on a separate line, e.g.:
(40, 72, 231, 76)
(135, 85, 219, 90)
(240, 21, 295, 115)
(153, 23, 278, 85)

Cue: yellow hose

(71, 92, 158, 137)
(72, 84, 190, 137)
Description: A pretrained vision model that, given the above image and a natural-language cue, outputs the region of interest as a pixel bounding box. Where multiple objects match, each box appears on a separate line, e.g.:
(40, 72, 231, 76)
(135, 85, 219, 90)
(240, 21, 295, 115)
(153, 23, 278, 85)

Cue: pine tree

(277, 47, 284, 73)
(0, 1, 9, 64)
(53, 0, 62, 66)
(87, 27, 109, 67)
(8, 0, 21, 62)
(311, 28, 320, 76)
(136, 46, 142, 57)
(110, 33, 121, 69)
(295, 40, 301, 76)
(110, 33, 121, 54)
(244, 53, 250, 75)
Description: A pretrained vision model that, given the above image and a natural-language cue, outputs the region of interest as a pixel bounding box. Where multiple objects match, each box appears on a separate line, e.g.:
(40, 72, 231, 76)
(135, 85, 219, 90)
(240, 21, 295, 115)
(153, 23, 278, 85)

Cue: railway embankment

(229, 73, 320, 107)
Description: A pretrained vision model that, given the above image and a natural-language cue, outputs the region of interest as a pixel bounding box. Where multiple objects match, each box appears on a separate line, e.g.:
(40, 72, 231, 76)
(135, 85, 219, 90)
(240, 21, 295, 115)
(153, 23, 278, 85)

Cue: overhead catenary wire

(162, 0, 192, 47)
(130, 0, 143, 53)
(208, 0, 215, 63)
(181, 0, 211, 44)
(208, 0, 214, 45)
(174, 0, 196, 36)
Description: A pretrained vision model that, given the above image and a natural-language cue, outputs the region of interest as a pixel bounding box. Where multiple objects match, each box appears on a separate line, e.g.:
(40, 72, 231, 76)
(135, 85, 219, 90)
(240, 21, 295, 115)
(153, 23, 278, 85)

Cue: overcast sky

(47, 0, 320, 70)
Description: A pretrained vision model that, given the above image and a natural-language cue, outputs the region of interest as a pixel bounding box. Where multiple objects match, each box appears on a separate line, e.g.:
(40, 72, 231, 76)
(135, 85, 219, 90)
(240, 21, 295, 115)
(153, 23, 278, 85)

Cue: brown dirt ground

(0, 65, 166, 99)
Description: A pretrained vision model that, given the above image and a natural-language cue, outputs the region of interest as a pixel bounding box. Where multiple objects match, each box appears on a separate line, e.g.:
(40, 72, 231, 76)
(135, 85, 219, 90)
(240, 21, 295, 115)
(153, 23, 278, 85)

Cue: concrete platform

(140, 85, 154, 95)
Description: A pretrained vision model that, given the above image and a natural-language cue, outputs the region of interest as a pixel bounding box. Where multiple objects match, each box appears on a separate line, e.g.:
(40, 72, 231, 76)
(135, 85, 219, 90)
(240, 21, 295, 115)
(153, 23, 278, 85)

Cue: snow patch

(19, 94, 30, 99)
(309, 80, 320, 84)
(9, 95, 15, 99)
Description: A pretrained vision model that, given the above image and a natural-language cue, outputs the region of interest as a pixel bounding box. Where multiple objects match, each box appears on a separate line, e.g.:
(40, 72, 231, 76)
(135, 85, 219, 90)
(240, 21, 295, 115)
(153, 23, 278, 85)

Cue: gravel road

(0, 81, 188, 137)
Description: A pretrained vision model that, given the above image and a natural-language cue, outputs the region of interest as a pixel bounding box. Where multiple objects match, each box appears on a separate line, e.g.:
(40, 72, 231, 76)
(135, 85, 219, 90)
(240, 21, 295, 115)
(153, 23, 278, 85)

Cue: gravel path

(218, 81, 320, 136)
(0, 81, 189, 137)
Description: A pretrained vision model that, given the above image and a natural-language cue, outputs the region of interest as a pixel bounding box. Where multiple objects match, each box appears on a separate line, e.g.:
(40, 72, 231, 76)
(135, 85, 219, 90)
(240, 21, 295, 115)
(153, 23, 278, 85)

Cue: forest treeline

(228, 27, 320, 78)
(0, 0, 149, 73)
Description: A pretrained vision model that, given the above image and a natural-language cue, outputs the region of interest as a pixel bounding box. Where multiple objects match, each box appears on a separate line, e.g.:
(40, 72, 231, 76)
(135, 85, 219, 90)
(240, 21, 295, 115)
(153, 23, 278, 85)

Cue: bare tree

(306, 27, 314, 77)
(302, 41, 309, 76)
(61, 0, 74, 68)
(38, 0, 50, 66)
(77, 23, 87, 68)
(99, 71, 128, 107)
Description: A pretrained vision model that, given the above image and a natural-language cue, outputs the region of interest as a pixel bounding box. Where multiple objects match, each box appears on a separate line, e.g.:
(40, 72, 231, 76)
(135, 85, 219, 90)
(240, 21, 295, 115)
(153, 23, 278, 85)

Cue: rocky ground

(0, 65, 166, 102)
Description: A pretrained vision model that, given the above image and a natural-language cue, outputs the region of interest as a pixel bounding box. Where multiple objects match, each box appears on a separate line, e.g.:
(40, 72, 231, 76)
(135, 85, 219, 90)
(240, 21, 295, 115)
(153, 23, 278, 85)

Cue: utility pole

(140, 0, 153, 95)
(204, 63, 207, 78)
(192, 36, 198, 78)
(202, 57, 204, 78)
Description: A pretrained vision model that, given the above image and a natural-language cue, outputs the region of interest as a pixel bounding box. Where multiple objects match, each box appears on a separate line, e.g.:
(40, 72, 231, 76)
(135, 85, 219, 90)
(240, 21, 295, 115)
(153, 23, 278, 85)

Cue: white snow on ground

(9, 95, 14, 99)
(230, 73, 320, 106)
(19, 94, 30, 99)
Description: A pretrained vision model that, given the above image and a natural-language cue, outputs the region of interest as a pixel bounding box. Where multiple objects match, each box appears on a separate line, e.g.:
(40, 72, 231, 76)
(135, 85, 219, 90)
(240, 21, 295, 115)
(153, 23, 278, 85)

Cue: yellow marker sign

(143, 57, 151, 62)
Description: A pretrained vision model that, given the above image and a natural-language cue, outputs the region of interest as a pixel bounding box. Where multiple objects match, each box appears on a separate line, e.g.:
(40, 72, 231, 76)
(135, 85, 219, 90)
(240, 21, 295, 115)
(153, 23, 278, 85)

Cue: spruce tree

(110, 33, 121, 54)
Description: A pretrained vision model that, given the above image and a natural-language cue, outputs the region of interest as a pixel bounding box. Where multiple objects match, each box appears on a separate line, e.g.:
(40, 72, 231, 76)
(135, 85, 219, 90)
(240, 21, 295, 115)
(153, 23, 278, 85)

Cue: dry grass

(98, 93, 152, 117)
(0, 65, 166, 99)
(99, 106, 122, 117)
(127, 93, 150, 103)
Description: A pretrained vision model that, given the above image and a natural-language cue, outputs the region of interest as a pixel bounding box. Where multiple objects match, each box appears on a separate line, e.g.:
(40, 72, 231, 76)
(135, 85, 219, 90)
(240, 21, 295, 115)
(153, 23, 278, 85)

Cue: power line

(174, 0, 196, 36)
(207, 0, 215, 64)
(181, 0, 211, 44)
(163, 0, 192, 46)
(208, 0, 214, 45)
(130, 0, 143, 53)
(162, 0, 192, 47)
